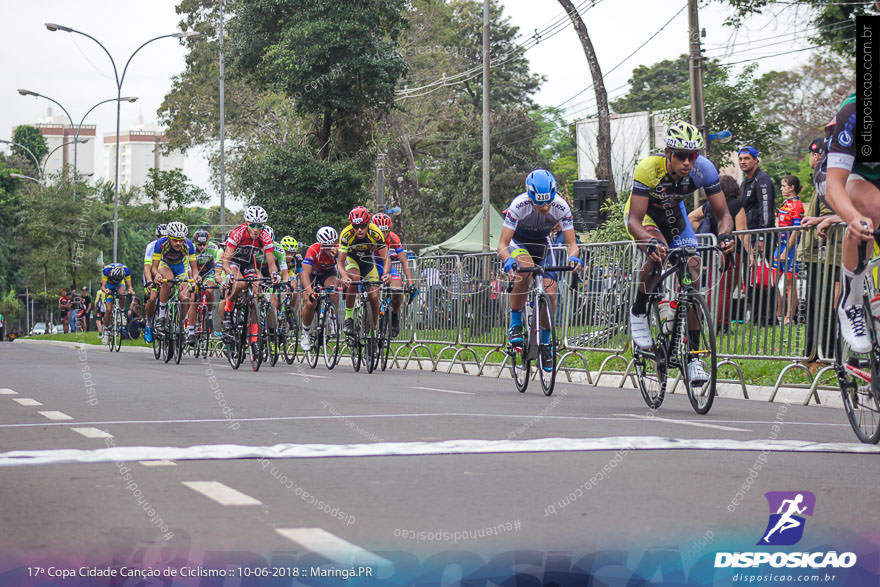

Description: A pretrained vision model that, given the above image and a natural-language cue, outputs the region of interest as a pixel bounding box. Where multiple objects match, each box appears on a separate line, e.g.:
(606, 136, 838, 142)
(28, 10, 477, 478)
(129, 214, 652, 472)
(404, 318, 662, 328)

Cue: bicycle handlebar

(514, 265, 576, 273)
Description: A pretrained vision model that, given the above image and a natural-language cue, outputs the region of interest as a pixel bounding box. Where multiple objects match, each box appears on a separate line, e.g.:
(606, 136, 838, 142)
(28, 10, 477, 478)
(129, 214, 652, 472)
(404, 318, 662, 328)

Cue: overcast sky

(0, 0, 821, 210)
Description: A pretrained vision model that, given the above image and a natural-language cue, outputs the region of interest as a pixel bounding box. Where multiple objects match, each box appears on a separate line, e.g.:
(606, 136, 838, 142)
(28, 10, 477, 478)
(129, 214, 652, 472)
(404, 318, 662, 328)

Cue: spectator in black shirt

(739, 145, 776, 231)
(79, 287, 93, 332)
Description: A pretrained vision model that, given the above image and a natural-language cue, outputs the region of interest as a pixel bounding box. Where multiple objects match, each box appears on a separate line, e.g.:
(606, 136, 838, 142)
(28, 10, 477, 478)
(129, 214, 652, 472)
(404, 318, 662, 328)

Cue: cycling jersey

(255, 241, 288, 272)
(384, 231, 404, 260)
(143, 240, 158, 267)
(303, 243, 337, 273)
(503, 193, 574, 243)
(195, 242, 220, 277)
(777, 196, 804, 229)
(152, 237, 196, 267)
(827, 92, 880, 184)
(225, 223, 274, 267)
(338, 223, 387, 258)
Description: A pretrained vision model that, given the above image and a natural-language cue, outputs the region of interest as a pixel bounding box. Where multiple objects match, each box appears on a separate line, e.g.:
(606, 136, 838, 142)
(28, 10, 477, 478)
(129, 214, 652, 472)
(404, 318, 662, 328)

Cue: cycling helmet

(317, 226, 338, 245)
(372, 213, 392, 232)
(193, 229, 210, 244)
(281, 235, 299, 252)
(525, 169, 557, 204)
(166, 221, 188, 239)
(349, 206, 371, 226)
(264, 226, 275, 242)
(665, 121, 704, 151)
(155, 223, 167, 238)
(110, 265, 126, 281)
(243, 205, 268, 224)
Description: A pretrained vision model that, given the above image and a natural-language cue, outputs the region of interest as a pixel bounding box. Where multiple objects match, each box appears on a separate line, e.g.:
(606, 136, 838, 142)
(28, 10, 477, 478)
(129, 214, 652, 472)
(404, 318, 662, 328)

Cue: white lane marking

(276, 528, 390, 568)
(37, 411, 73, 421)
(288, 373, 329, 379)
(4, 436, 880, 467)
(0, 388, 18, 395)
(0, 413, 850, 430)
(410, 386, 475, 396)
(182, 481, 262, 506)
(12, 398, 43, 406)
(139, 460, 177, 467)
(71, 427, 114, 439)
(617, 413, 751, 432)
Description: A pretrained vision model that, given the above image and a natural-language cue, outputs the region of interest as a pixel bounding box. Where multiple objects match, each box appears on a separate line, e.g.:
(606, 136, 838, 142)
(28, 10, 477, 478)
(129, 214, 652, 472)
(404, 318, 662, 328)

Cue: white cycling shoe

(629, 309, 653, 350)
(838, 304, 872, 354)
(300, 331, 311, 351)
(687, 358, 709, 387)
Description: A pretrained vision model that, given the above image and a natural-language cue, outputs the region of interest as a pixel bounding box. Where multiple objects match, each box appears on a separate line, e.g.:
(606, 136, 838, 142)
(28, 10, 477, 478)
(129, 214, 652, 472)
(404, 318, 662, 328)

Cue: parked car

(53, 324, 65, 334)
(30, 322, 48, 335)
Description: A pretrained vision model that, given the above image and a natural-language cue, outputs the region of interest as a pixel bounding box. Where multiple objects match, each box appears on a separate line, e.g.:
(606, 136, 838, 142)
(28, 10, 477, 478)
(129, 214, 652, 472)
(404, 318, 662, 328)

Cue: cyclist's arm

(625, 195, 657, 244)
(301, 263, 314, 296)
(378, 245, 390, 276)
(825, 167, 875, 239)
(221, 245, 235, 277)
(336, 249, 349, 279)
(706, 192, 733, 236)
(562, 228, 579, 260)
(496, 226, 515, 262)
(398, 250, 415, 283)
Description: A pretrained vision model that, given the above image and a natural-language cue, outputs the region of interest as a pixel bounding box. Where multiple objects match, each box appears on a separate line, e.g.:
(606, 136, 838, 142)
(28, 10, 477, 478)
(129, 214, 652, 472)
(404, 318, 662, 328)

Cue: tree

(611, 54, 726, 114)
(12, 125, 48, 173)
(142, 168, 209, 210)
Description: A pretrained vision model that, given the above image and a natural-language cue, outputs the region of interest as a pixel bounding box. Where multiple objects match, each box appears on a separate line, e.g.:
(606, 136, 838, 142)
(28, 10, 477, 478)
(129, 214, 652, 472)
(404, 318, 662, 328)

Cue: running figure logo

(758, 491, 816, 546)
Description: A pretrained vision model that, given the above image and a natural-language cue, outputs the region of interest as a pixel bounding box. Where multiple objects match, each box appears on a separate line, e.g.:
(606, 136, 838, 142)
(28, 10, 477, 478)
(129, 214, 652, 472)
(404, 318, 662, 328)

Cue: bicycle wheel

(378, 304, 393, 372)
(323, 303, 341, 370)
(152, 326, 162, 360)
(510, 304, 531, 393)
(676, 293, 716, 415)
(112, 309, 122, 352)
(634, 299, 666, 409)
(349, 304, 362, 372)
(836, 304, 880, 443)
(271, 315, 285, 367)
(173, 306, 184, 365)
(536, 293, 557, 396)
(305, 305, 319, 369)
(364, 302, 379, 373)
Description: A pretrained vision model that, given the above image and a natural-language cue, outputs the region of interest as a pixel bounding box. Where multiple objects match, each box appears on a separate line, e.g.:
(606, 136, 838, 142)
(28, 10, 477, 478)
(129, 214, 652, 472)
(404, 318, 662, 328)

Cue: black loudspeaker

(572, 179, 609, 231)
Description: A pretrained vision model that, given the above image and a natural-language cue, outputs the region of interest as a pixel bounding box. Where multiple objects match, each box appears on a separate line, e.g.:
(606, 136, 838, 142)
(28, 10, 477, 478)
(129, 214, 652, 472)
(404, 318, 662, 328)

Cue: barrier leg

(479, 348, 507, 376)
(558, 351, 592, 384)
(618, 358, 637, 389)
(769, 363, 813, 403)
(403, 344, 435, 370)
(434, 345, 459, 372)
(804, 365, 837, 406)
(718, 359, 749, 399)
(448, 347, 480, 374)
(596, 354, 629, 387)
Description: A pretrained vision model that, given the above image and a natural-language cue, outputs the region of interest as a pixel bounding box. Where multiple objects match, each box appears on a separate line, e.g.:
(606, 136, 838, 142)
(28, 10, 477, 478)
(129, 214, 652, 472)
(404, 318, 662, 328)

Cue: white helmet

(264, 226, 275, 241)
(317, 226, 338, 245)
(244, 205, 268, 223)
(166, 221, 188, 239)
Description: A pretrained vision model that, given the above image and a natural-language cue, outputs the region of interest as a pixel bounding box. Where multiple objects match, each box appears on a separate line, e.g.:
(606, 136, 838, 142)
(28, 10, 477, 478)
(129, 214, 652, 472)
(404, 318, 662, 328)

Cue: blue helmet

(525, 169, 557, 204)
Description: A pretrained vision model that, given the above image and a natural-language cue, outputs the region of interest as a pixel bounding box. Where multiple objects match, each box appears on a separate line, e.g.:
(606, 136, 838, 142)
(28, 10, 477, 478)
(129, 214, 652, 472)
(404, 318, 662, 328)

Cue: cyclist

(150, 221, 201, 345)
(372, 212, 418, 338)
(255, 226, 291, 332)
(625, 121, 735, 384)
(143, 223, 166, 343)
(193, 229, 222, 334)
(100, 262, 134, 345)
(497, 169, 582, 369)
(220, 206, 281, 337)
(824, 91, 880, 354)
(300, 226, 341, 351)
(280, 235, 305, 332)
(338, 206, 391, 336)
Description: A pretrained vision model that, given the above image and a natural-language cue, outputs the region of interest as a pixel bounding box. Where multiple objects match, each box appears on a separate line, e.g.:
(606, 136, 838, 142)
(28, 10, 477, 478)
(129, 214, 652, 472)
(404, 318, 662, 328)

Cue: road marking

(71, 427, 113, 439)
(37, 411, 73, 421)
(182, 481, 262, 506)
(139, 460, 177, 467)
(276, 528, 390, 568)
(410, 387, 475, 395)
(0, 388, 17, 395)
(617, 413, 751, 432)
(288, 372, 329, 378)
(12, 398, 43, 406)
(4, 436, 880, 467)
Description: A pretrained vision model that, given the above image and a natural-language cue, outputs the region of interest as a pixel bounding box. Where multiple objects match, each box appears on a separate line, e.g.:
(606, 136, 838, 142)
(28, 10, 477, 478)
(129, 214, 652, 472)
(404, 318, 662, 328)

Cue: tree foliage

(12, 125, 48, 173)
(143, 168, 209, 211)
(610, 55, 727, 115)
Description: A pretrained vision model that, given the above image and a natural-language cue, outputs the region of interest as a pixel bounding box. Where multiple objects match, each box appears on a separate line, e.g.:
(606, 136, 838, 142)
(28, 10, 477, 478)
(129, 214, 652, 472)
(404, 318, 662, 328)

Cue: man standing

(79, 287, 93, 332)
(739, 145, 776, 231)
(58, 288, 71, 333)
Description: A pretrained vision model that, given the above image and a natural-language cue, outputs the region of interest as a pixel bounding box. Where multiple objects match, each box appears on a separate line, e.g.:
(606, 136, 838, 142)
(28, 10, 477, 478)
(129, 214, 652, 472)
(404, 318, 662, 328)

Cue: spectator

(68, 290, 82, 333)
(58, 288, 71, 333)
(79, 287, 93, 332)
(774, 175, 805, 325)
(689, 175, 747, 330)
(95, 289, 107, 335)
(421, 261, 442, 322)
(0, 311, 5, 342)
(739, 145, 776, 231)
(126, 296, 145, 339)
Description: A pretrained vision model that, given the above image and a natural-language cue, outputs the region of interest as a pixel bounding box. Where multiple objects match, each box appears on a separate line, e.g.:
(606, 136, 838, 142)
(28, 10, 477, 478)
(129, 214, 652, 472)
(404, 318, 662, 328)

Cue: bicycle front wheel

(536, 293, 557, 396)
(836, 306, 880, 443)
(510, 304, 531, 393)
(634, 300, 666, 409)
(152, 327, 162, 360)
(676, 293, 716, 415)
(323, 304, 341, 370)
(379, 306, 393, 372)
(173, 308, 184, 365)
(364, 303, 379, 374)
(112, 310, 122, 352)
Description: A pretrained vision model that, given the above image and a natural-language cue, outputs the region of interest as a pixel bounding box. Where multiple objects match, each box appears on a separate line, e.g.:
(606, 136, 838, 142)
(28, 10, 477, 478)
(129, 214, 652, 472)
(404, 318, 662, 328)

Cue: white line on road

(139, 460, 177, 467)
(410, 387, 475, 395)
(71, 427, 114, 439)
(4, 436, 880, 467)
(12, 398, 42, 406)
(288, 373, 329, 379)
(617, 413, 751, 432)
(276, 528, 390, 568)
(37, 411, 73, 421)
(182, 481, 262, 506)
(0, 388, 18, 395)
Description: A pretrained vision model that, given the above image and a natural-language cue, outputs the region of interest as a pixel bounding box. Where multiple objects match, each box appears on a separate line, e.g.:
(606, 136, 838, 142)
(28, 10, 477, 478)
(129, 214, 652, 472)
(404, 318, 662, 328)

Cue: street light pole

(45, 23, 199, 262)
(0, 139, 43, 181)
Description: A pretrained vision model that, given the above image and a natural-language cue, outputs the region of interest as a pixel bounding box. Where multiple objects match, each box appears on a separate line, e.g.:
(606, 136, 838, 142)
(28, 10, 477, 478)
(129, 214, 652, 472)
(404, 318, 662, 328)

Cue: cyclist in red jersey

(220, 205, 280, 332)
(372, 213, 418, 337)
(299, 226, 341, 351)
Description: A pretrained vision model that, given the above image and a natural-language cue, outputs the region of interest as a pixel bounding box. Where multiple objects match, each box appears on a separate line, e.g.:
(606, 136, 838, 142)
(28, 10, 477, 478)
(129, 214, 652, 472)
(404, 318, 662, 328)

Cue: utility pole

(219, 0, 227, 232)
(376, 153, 386, 211)
(688, 0, 707, 209)
(481, 0, 491, 252)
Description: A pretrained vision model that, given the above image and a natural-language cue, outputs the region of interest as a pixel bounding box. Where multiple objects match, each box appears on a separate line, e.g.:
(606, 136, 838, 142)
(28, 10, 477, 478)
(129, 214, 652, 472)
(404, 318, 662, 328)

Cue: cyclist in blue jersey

(100, 262, 134, 345)
(150, 221, 201, 345)
(625, 121, 734, 384)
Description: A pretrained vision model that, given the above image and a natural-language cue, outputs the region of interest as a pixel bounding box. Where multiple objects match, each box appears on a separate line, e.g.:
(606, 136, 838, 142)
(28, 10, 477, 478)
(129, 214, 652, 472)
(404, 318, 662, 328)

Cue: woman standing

(774, 175, 805, 324)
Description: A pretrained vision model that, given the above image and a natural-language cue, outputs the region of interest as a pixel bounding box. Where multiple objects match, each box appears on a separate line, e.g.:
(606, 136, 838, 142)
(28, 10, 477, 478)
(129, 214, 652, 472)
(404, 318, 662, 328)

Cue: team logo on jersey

(838, 130, 853, 148)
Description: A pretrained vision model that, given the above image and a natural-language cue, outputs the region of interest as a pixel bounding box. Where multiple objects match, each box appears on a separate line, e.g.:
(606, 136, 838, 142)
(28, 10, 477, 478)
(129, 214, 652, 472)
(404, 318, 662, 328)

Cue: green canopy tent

(420, 205, 505, 256)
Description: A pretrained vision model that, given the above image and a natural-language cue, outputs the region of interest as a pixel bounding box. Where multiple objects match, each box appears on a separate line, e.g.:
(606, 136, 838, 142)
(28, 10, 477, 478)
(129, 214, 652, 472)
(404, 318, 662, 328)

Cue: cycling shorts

(624, 198, 698, 248)
(507, 237, 559, 282)
(159, 260, 188, 279)
(229, 261, 259, 277)
(309, 268, 338, 288)
(345, 256, 380, 282)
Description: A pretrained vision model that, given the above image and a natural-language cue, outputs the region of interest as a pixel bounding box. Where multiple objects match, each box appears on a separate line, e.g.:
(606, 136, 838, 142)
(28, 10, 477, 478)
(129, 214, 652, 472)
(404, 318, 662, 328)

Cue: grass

(25, 331, 150, 348)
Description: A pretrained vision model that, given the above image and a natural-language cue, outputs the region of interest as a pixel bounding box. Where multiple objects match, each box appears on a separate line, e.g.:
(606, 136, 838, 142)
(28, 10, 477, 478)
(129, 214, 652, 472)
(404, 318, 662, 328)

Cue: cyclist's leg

(506, 239, 535, 340)
(360, 259, 382, 328)
(325, 272, 340, 307)
(343, 258, 362, 331)
(222, 264, 247, 327)
(301, 273, 320, 326)
(842, 177, 880, 273)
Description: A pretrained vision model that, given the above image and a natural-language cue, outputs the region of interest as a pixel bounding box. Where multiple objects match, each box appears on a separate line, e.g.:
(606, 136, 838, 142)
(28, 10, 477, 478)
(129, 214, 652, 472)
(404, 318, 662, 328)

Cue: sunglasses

(169, 237, 184, 243)
(247, 223, 264, 230)
(671, 150, 698, 163)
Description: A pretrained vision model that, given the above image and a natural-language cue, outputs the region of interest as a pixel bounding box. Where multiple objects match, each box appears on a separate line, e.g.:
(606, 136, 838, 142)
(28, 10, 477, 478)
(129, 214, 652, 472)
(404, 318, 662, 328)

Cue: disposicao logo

(714, 491, 857, 570)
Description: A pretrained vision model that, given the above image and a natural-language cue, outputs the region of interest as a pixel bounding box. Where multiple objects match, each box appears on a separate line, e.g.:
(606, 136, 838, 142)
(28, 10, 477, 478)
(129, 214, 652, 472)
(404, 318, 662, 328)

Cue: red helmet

(372, 212, 392, 232)
(349, 206, 371, 226)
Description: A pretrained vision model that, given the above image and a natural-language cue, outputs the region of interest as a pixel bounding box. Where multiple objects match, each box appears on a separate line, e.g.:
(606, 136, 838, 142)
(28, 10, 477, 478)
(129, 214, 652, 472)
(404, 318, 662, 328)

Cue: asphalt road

(1, 340, 878, 584)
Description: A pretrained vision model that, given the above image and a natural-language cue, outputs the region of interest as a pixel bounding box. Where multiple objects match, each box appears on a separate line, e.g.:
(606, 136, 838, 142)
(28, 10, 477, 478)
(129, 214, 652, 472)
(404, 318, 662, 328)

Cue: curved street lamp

(17, 90, 137, 201)
(0, 139, 43, 180)
(45, 23, 200, 262)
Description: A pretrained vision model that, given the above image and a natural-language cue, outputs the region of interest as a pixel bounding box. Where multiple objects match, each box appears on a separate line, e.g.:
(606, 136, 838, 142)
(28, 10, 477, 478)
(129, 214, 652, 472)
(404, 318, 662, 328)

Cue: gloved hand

(503, 257, 519, 275)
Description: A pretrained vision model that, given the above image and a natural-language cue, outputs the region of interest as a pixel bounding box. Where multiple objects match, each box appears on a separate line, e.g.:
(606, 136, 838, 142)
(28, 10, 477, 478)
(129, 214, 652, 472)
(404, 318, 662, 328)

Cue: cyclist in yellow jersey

(337, 205, 391, 335)
(626, 121, 734, 384)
